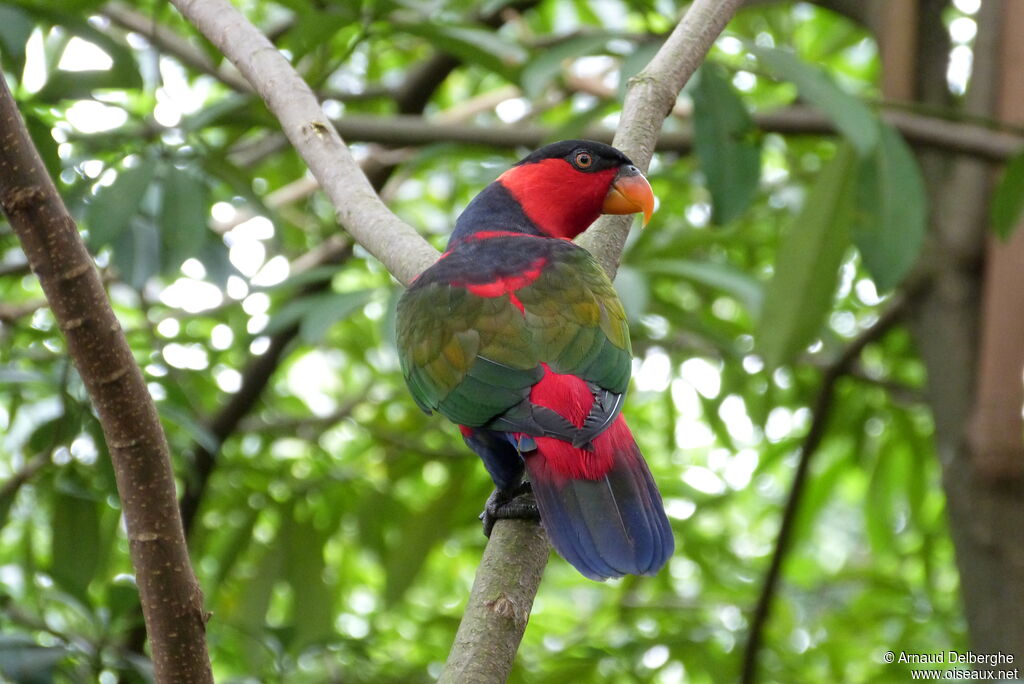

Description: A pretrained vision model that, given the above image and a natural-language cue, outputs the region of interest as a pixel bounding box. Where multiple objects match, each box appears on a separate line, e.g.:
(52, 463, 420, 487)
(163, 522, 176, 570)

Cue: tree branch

(0, 73, 213, 681)
(740, 295, 916, 684)
(578, 0, 747, 276)
(438, 519, 549, 684)
(170, 0, 438, 287)
(323, 108, 1023, 163)
(101, 1, 253, 93)
(176, 0, 532, 551)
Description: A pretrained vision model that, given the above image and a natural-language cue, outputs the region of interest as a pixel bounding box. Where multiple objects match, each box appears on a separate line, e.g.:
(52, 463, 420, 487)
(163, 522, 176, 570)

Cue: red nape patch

(520, 366, 635, 480)
(463, 257, 546, 301)
(498, 159, 618, 240)
(458, 425, 473, 437)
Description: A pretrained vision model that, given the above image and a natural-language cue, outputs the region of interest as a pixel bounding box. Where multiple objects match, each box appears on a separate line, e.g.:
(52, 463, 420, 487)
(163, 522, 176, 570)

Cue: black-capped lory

(395, 140, 673, 580)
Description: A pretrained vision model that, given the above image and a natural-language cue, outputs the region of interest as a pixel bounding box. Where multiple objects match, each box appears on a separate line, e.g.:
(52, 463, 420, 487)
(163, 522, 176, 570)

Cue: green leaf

(991, 150, 1024, 240)
(265, 290, 373, 342)
(27, 410, 80, 454)
(111, 218, 162, 290)
(160, 164, 210, 270)
(0, 637, 70, 684)
(751, 46, 879, 155)
(520, 33, 609, 97)
(756, 144, 857, 368)
(50, 485, 101, 601)
(398, 23, 527, 81)
(261, 264, 338, 293)
(86, 157, 157, 249)
(691, 63, 761, 225)
(160, 404, 220, 454)
(282, 513, 335, 649)
(642, 259, 763, 318)
(197, 240, 235, 287)
(0, 5, 34, 79)
(384, 470, 467, 607)
(233, 537, 285, 634)
(851, 124, 927, 291)
(34, 69, 141, 104)
(263, 297, 316, 337)
(288, 9, 357, 61)
(299, 290, 374, 344)
(208, 506, 260, 591)
(865, 443, 897, 554)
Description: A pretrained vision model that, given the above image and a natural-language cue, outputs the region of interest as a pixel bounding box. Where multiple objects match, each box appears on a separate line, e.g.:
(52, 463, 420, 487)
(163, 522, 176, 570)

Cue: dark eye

(574, 151, 593, 169)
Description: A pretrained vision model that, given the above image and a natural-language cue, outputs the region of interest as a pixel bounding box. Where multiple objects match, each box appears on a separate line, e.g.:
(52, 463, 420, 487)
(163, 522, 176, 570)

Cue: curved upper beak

(602, 165, 655, 226)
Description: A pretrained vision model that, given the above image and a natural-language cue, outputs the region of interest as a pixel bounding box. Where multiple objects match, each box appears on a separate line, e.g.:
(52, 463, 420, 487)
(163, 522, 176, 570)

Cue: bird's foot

(479, 482, 539, 537)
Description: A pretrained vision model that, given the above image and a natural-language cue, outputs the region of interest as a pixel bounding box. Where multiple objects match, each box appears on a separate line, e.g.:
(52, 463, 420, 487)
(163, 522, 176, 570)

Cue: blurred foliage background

(0, 0, 1018, 682)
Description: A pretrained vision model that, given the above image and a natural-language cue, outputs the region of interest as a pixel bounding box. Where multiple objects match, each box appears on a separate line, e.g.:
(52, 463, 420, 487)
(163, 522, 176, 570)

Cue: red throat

(498, 160, 617, 239)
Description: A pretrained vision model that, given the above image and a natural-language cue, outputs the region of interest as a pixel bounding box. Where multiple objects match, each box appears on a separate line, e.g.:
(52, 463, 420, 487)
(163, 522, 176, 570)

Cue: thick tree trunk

(949, 0, 1024, 657)
(882, 0, 1024, 660)
(0, 75, 214, 681)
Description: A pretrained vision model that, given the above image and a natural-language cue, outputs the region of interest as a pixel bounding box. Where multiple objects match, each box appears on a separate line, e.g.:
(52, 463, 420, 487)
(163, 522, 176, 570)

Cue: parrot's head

(496, 140, 655, 240)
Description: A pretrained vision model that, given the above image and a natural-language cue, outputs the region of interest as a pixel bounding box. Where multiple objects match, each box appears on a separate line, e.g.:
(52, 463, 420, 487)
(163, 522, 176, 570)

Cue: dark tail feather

(525, 438, 674, 581)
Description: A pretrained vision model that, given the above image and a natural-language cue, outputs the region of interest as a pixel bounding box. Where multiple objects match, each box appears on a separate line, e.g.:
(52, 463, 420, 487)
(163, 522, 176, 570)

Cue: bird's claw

(479, 481, 539, 537)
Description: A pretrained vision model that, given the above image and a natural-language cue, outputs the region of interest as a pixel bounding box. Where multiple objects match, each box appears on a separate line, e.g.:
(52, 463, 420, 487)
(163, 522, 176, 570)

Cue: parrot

(395, 140, 674, 581)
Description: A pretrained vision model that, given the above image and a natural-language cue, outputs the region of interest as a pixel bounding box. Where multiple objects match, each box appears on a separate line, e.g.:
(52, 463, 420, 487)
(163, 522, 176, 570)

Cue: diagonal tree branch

(171, 0, 438, 287)
(0, 74, 213, 682)
(579, 0, 746, 277)
(101, 0, 253, 93)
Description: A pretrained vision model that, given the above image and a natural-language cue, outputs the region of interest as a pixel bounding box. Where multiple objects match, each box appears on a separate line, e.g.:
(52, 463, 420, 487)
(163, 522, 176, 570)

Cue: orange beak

(602, 165, 655, 226)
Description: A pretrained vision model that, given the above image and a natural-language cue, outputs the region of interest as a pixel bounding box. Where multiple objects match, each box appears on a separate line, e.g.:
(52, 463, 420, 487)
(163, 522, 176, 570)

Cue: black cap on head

(515, 139, 634, 173)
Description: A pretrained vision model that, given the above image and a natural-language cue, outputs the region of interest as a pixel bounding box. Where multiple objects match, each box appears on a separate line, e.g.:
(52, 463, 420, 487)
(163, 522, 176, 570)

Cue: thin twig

(0, 452, 51, 504)
(101, 1, 253, 93)
(323, 107, 1020, 163)
(740, 297, 914, 684)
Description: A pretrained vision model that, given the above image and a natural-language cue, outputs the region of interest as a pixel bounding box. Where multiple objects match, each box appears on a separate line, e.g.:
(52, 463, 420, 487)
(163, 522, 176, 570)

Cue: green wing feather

(396, 243, 632, 428)
(518, 247, 631, 391)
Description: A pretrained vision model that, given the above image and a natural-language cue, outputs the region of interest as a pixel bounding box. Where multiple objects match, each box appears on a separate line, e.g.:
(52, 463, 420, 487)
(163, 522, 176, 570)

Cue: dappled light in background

(0, 0, 1014, 681)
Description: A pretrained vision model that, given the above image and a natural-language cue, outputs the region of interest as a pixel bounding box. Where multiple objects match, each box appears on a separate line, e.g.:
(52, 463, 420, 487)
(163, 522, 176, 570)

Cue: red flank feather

(521, 366, 634, 480)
